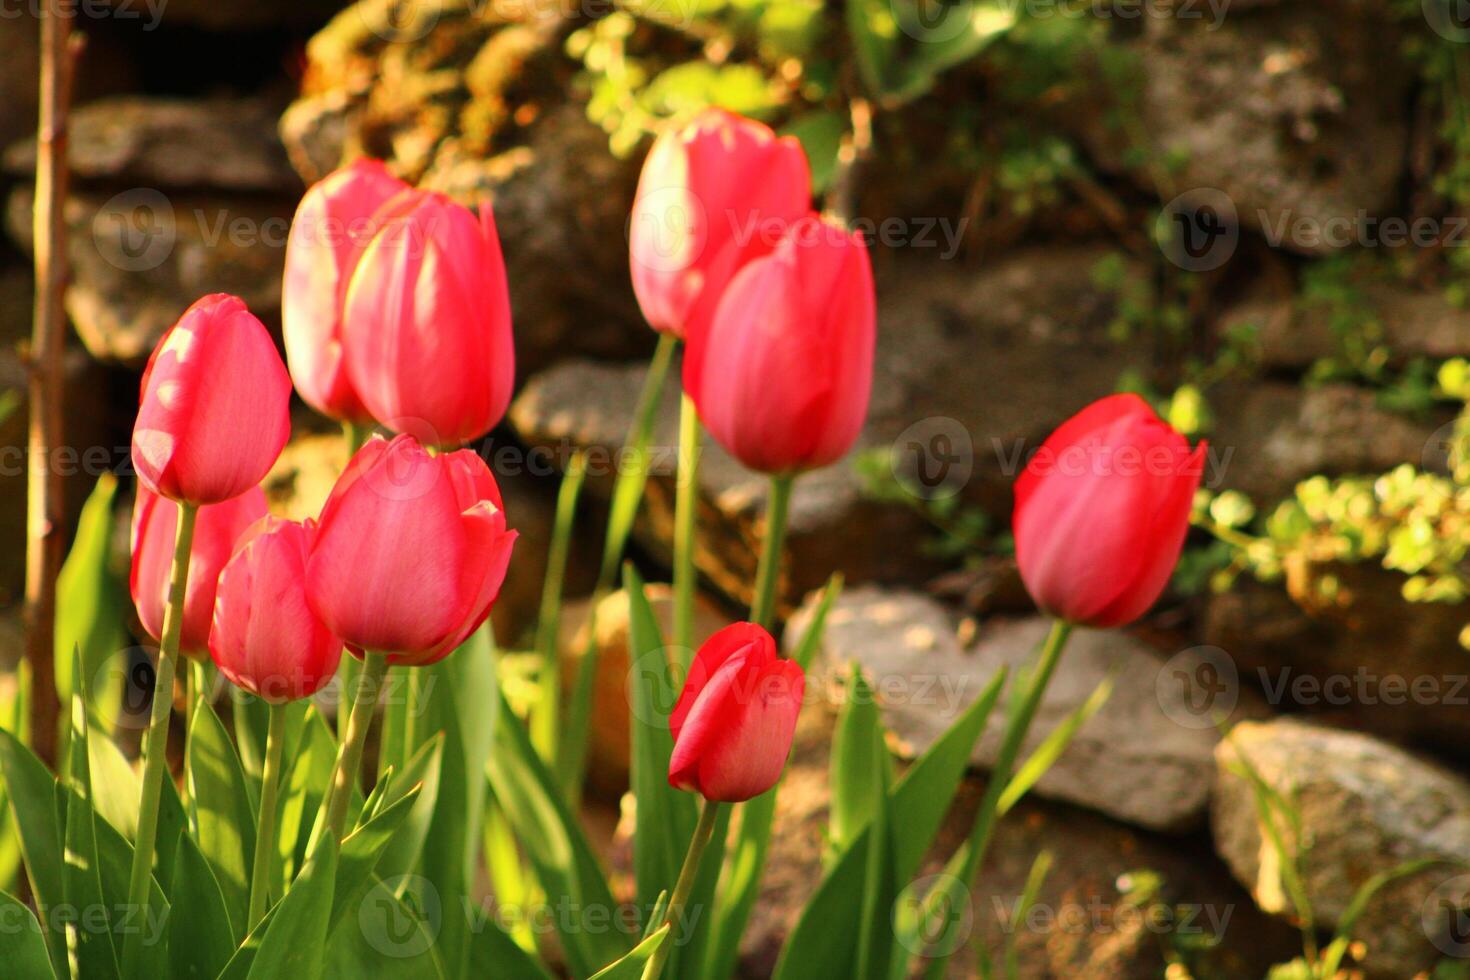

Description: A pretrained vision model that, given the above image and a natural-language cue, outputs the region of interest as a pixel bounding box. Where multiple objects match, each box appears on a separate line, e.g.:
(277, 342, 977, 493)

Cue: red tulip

(1013, 393, 1207, 628)
(131, 294, 292, 505)
(210, 516, 343, 703)
(341, 191, 515, 447)
(306, 434, 517, 666)
(668, 623, 804, 803)
(131, 484, 268, 659)
(282, 158, 409, 423)
(630, 108, 811, 340)
(684, 214, 875, 474)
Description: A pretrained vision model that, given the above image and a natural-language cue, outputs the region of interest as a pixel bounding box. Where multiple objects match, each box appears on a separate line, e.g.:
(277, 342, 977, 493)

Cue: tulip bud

(282, 158, 410, 424)
(684, 214, 875, 475)
(132, 294, 292, 505)
(306, 434, 518, 666)
(131, 484, 267, 659)
(209, 516, 343, 703)
(1013, 393, 1207, 628)
(341, 191, 515, 447)
(630, 107, 811, 340)
(668, 623, 804, 802)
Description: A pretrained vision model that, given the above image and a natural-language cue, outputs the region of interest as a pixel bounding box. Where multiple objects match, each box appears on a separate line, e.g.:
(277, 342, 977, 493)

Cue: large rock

(786, 586, 1264, 833)
(510, 245, 1153, 612)
(1213, 718, 1470, 977)
(1202, 566, 1470, 754)
(1056, 0, 1410, 256)
(732, 696, 1299, 978)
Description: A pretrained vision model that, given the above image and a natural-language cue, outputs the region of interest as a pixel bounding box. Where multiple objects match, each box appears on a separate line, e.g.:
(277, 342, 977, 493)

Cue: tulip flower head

(132, 294, 292, 504)
(131, 483, 268, 659)
(684, 214, 875, 475)
(668, 623, 804, 803)
(282, 158, 410, 423)
(630, 107, 811, 340)
(1013, 393, 1206, 628)
(210, 516, 343, 703)
(306, 434, 517, 667)
(341, 190, 515, 447)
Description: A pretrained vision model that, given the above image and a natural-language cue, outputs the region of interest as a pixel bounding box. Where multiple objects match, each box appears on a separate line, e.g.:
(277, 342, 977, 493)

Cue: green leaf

(624, 566, 698, 917)
(532, 454, 587, 762)
(0, 727, 67, 975)
(62, 668, 120, 979)
(165, 833, 234, 980)
(329, 785, 424, 933)
(773, 668, 1007, 980)
(323, 874, 448, 980)
(467, 905, 555, 980)
(996, 668, 1116, 816)
(782, 112, 845, 194)
(829, 664, 891, 856)
(414, 628, 500, 975)
(55, 474, 127, 735)
(587, 925, 670, 980)
(244, 838, 338, 979)
(486, 688, 630, 976)
(372, 734, 444, 881)
(1002, 851, 1052, 980)
(186, 694, 256, 941)
(275, 706, 336, 891)
(0, 890, 57, 979)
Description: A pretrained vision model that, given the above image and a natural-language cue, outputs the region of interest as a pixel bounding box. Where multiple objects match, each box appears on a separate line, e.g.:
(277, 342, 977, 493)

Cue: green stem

(324, 651, 389, 841)
(750, 476, 793, 629)
(920, 619, 1074, 979)
(645, 801, 723, 980)
(247, 701, 288, 930)
(533, 454, 587, 763)
(560, 332, 677, 804)
(121, 500, 197, 975)
(672, 392, 701, 662)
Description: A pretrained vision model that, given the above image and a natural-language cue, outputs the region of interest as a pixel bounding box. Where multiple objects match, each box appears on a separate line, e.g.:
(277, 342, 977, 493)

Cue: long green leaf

(996, 668, 1117, 816)
(533, 453, 587, 762)
(829, 664, 891, 857)
(244, 838, 338, 979)
(373, 734, 444, 882)
(0, 727, 67, 975)
(0, 890, 56, 979)
(486, 689, 630, 977)
(588, 925, 669, 979)
(324, 874, 449, 979)
(275, 706, 336, 891)
(329, 785, 425, 933)
(186, 693, 256, 941)
(165, 832, 234, 980)
(55, 474, 127, 735)
(467, 905, 556, 980)
(62, 668, 119, 978)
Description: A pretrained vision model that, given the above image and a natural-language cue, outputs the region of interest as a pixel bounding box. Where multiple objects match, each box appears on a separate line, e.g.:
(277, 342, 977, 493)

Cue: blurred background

(7, 0, 1470, 976)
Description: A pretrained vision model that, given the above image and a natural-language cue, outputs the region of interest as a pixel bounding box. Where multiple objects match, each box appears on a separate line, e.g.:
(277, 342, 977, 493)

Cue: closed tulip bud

(132, 294, 292, 504)
(668, 623, 804, 803)
(1013, 393, 1207, 628)
(630, 108, 811, 340)
(282, 158, 409, 423)
(131, 484, 267, 659)
(684, 214, 875, 475)
(306, 434, 517, 666)
(209, 516, 343, 703)
(341, 191, 515, 447)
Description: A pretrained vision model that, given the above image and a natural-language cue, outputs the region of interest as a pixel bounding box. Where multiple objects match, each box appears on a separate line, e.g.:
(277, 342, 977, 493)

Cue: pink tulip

(684, 214, 875, 475)
(282, 159, 409, 423)
(668, 623, 804, 803)
(209, 516, 343, 703)
(306, 434, 517, 666)
(1013, 393, 1207, 628)
(341, 191, 515, 447)
(131, 484, 268, 659)
(630, 108, 811, 340)
(131, 294, 292, 505)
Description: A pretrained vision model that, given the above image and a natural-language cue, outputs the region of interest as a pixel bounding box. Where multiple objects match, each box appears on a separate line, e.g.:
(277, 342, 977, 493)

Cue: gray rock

(785, 586, 1265, 833)
(1057, 0, 1410, 255)
(6, 185, 290, 363)
(1213, 718, 1470, 978)
(5, 96, 300, 194)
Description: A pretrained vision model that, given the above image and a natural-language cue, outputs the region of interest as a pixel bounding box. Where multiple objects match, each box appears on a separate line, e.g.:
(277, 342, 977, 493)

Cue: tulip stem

(121, 500, 197, 976)
(645, 800, 723, 980)
(750, 475, 793, 629)
(323, 651, 388, 840)
(337, 420, 368, 746)
(918, 618, 1073, 980)
(247, 700, 287, 930)
(672, 392, 701, 662)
